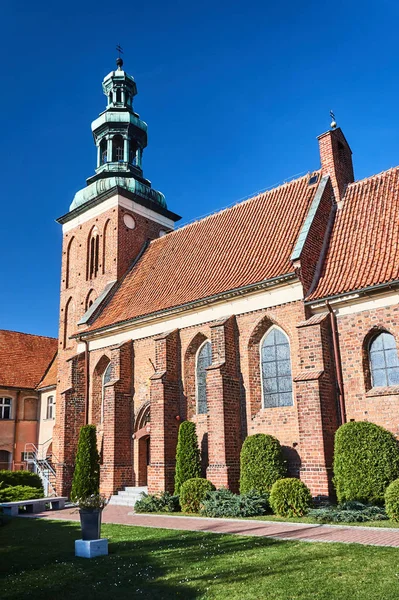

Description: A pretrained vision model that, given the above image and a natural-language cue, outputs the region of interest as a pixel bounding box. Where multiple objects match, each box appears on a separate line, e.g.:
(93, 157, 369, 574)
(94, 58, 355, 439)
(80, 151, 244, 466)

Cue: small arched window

(261, 327, 293, 408)
(116, 88, 122, 103)
(100, 138, 107, 165)
(369, 332, 399, 387)
(112, 135, 124, 162)
(101, 362, 112, 423)
(196, 341, 212, 414)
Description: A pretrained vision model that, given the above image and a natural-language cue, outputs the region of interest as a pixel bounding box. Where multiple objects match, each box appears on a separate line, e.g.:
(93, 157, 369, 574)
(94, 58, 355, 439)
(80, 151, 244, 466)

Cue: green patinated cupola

(69, 57, 167, 212)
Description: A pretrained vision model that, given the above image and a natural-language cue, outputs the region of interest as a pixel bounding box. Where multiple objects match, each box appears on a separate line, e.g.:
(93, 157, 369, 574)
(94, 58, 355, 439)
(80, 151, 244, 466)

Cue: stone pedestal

(75, 538, 108, 559)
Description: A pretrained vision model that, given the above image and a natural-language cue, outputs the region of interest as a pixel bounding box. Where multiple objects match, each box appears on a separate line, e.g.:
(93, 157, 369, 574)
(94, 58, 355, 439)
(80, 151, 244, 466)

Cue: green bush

(70, 424, 100, 502)
(180, 478, 215, 513)
(0, 470, 43, 491)
(385, 479, 399, 521)
(240, 434, 287, 494)
(134, 492, 180, 513)
(0, 485, 44, 502)
(308, 501, 387, 523)
(174, 421, 201, 495)
(333, 421, 399, 504)
(269, 478, 312, 517)
(201, 488, 269, 518)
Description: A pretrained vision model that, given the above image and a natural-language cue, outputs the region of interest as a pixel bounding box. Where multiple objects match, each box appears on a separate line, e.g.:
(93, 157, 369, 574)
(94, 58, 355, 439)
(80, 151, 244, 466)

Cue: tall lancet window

(261, 327, 293, 408)
(101, 362, 112, 423)
(196, 341, 212, 414)
(100, 138, 107, 165)
(369, 332, 399, 387)
(88, 228, 100, 279)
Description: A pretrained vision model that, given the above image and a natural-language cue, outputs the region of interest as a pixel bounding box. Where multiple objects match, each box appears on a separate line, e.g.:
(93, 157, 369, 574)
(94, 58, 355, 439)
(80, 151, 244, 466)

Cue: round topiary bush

(269, 478, 312, 517)
(385, 479, 399, 521)
(240, 434, 287, 494)
(180, 478, 215, 513)
(71, 424, 100, 502)
(0, 485, 44, 503)
(333, 421, 399, 504)
(174, 421, 201, 495)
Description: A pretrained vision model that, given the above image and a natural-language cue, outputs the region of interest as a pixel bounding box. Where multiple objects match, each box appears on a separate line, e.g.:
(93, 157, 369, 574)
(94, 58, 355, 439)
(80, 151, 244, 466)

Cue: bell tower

(53, 57, 181, 495)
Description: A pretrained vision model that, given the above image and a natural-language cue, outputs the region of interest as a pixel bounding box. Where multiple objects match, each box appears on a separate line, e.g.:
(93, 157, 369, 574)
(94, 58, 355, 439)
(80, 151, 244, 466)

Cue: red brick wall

(318, 128, 354, 201)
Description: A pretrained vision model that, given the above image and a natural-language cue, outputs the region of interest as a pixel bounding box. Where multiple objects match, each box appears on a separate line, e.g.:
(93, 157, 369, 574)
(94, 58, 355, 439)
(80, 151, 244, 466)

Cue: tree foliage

(180, 478, 214, 513)
(240, 434, 287, 494)
(333, 421, 399, 504)
(269, 478, 312, 517)
(174, 421, 201, 495)
(70, 425, 100, 502)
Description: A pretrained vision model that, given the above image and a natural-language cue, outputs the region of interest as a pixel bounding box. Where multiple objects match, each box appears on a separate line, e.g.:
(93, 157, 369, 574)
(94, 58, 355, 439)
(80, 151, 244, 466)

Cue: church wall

(336, 302, 399, 437)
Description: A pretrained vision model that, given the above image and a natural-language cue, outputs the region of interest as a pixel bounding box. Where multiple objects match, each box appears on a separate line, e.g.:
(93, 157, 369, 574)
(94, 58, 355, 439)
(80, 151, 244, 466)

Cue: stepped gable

(308, 166, 399, 301)
(0, 330, 57, 389)
(89, 172, 320, 331)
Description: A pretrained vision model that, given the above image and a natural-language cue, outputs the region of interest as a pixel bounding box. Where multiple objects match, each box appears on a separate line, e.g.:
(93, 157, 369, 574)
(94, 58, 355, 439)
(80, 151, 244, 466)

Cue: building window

(101, 362, 112, 423)
(89, 230, 99, 279)
(261, 327, 293, 408)
(369, 332, 399, 387)
(100, 138, 107, 165)
(0, 397, 12, 419)
(112, 135, 124, 162)
(0, 450, 11, 470)
(46, 396, 55, 420)
(196, 341, 212, 414)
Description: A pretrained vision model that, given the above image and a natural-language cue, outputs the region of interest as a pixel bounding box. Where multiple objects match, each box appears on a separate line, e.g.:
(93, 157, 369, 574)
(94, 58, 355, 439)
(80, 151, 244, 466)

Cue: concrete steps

(108, 486, 148, 507)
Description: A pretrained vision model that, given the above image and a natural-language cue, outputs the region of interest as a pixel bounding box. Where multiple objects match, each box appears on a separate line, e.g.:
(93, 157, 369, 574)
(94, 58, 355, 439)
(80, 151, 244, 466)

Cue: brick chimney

(318, 127, 354, 202)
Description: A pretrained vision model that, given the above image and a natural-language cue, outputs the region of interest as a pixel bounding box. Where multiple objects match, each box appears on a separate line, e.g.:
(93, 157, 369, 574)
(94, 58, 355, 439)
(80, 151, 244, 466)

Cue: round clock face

(123, 214, 136, 229)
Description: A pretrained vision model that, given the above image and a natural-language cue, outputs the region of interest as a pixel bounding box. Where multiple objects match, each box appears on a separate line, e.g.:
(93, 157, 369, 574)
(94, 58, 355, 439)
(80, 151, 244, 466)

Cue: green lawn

(1, 518, 399, 599)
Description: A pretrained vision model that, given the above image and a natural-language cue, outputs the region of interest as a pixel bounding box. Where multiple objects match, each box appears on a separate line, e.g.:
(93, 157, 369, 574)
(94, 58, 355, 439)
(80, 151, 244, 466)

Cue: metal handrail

(23, 440, 56, 496)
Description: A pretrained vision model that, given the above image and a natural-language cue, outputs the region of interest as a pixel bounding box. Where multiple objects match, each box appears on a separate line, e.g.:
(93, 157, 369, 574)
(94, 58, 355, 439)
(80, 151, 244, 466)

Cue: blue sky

(1, 0, 399, 338)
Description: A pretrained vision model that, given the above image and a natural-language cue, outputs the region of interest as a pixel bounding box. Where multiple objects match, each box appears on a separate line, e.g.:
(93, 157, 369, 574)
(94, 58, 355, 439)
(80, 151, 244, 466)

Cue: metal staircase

(23, 440, 57, 497)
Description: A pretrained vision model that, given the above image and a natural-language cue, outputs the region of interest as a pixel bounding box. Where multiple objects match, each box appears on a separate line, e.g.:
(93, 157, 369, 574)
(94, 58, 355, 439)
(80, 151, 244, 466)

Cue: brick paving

(21, 505, 399, 547)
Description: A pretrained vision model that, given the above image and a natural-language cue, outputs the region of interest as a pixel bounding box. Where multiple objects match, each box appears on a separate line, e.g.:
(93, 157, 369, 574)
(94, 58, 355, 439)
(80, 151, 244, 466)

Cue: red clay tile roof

(37, 353, 58, 390)
(309, 167, 399, 300)
(90, 173, 320, 331)
(0, 330, 57, 389)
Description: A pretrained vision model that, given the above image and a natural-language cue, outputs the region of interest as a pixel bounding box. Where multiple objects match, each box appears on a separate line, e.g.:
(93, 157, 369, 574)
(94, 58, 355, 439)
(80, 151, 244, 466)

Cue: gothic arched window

(261, 327, 293, 408)
(369, 332, 399, 387)
(112, 135, 124, 162)
(88, 228, 99, 279)
(196, 341, 212, 414)
(101, 362, 112, 423)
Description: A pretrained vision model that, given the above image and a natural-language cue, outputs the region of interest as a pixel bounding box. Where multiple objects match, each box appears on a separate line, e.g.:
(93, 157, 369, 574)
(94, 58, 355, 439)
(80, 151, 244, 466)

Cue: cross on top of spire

(116, 44, 124, 69)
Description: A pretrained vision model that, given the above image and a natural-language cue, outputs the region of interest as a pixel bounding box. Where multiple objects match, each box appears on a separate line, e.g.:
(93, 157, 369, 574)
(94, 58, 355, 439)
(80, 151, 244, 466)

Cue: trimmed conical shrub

(333, 421, 399, 504)
(174, 421, 201, 495)
(70, 424, 100, 502)
(240, 433, 287, 494)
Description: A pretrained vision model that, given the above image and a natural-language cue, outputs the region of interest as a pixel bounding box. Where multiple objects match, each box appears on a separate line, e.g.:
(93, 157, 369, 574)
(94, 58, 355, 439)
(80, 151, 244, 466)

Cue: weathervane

(330, 110, 337, 130)
(116, 44, 124, 69)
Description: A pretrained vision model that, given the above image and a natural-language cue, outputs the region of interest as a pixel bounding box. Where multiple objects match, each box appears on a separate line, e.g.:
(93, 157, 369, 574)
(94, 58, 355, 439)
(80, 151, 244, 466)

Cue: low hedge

(180, 478, 215, 513)
(333, 421, 399, 504)
(240, 434, 287, 495)
(308, 501, 388, 523)
(201, 488, 269, 518)
(385, 479, 399, 521)
(269, 478, 312, 517)
(0, 470, 43, 491)
(134, 492, 180, 513)
(0, 485, 44, 503)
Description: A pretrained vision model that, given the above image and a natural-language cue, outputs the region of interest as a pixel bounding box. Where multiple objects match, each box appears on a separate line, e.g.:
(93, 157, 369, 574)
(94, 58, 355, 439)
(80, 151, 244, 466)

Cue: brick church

(52, 56, 399, 501)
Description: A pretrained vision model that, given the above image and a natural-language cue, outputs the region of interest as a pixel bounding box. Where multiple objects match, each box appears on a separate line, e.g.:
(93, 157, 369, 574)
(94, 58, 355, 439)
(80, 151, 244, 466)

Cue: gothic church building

(53, 58, 399, 500)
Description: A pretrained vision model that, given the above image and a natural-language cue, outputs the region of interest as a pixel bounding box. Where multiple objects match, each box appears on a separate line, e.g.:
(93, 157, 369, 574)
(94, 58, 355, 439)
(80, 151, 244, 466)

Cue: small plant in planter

(71, 425, 103, 541)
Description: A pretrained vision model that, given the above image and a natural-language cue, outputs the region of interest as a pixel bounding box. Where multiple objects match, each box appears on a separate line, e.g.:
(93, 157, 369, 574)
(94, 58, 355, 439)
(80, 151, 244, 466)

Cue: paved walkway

(21, 505, 399, 547)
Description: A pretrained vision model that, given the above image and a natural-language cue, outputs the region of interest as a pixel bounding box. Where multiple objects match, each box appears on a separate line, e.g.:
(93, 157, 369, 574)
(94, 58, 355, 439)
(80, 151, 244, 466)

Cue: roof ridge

(348, 165, 399, 188)
(0, 329, 57, 341)
(148, 171, 317, 246)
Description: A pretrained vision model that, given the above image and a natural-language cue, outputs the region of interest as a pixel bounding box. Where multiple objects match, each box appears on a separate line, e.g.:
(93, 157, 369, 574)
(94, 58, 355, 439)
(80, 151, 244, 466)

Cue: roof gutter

(306, 278, 399, 308)
(76, 271, 298, 341)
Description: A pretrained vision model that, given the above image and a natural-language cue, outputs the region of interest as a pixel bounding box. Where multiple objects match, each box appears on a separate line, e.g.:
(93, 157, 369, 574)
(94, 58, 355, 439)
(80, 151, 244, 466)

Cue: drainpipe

(12, 391, 20, 470)
(81, 338, 90, 425)
(326, 301, 346, 424)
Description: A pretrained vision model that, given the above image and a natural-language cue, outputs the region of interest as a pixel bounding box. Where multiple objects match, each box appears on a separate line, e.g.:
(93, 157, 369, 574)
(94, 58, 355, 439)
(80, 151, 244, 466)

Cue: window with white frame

(261, 327, 293, 408)
(46, 395, 55, 420)
(369, 332, 399, 387)
(101, 362, 112, 423)
(0, 397, 12, 419)
(196, 341, 212, 414)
